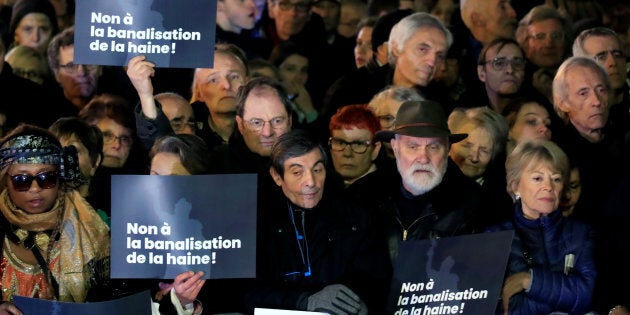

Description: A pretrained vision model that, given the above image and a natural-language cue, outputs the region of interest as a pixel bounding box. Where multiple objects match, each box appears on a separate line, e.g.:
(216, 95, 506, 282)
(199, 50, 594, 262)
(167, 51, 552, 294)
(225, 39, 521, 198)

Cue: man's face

(218, 0, 257, 32)
(55, 45, 100, 105)
(478, 43, 525, 96)
(330, 127, 380, 183)
(311, 0, 340, 33)
(161, 97, 195, 135)
(449, 123, 493, 179)
(392, 26, 447, 88)
(194, 53, 246, 117)
(96, 118, 133, 168)
(582, 35, 627, 90)
(236, 87, 292, 157)
(14, 13, 53, 54)
(271, 148, 326, 209)
(558, 65, 609, 139)
(391, 135, 448, 196)
(482, 0, 517, 42)
(337, 2, 365, 38)
(268, 0, 312, 41)
(524, 19, 565, 68)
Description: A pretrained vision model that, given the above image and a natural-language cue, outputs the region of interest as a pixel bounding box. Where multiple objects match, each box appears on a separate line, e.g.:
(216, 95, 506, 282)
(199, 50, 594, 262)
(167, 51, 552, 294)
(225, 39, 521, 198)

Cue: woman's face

(7, 163, 59, 214)
(509, 102, 551, 144)
(278, 54, 308, 86)
(354, 26, 373, 68)
(516, 161, 563, 219)
(449, 123, 494, 179)
(96, 118, 133, 168)
(150, 152, 190, 175)
(14, 13, 53, 54)
(560, 167, 581, 217)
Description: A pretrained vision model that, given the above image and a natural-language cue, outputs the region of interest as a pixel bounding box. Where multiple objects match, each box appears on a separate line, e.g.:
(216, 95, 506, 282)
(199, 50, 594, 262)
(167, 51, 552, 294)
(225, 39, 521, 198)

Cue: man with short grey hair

(323, 12, 451, 123)
(572, 27, 629, 135)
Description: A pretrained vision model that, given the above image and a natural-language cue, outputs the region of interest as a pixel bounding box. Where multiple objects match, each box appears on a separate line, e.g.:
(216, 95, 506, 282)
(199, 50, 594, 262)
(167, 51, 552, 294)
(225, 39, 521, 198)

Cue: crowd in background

(0, 0, 629, 314)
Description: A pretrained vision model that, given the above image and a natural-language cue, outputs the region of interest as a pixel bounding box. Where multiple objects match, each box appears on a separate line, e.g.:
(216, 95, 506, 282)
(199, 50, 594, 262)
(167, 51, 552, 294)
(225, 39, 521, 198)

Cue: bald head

(155, 92, 196, 135)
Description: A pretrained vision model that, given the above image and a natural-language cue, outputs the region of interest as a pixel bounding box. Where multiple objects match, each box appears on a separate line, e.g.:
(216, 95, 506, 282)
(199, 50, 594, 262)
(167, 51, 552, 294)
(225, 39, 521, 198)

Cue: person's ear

(90, 153, 103, 176)
(371, 141, 382, 161)
(477, 65, 486, 82)
(236, 115, 245, 133)
(269, 166, 283, 187)
(267, 0, 276, 18)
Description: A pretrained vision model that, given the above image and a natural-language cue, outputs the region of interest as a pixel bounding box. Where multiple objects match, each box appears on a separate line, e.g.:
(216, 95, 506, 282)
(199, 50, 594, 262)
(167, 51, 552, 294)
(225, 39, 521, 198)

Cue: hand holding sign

(0, 302, 23, 315)
(126, 55, 158, 119)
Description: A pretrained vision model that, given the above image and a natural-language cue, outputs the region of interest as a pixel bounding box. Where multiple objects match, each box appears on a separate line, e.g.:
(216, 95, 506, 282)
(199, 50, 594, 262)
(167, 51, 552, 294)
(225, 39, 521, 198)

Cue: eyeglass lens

(10, 171, 59, 191)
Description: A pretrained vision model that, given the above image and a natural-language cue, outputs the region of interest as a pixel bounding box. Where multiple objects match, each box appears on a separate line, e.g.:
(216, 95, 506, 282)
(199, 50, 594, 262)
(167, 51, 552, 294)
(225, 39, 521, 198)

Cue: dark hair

(235, 76, 292, 118)
(49, 117, 103, 169)
(149, 134, 211, 175)
(247, 58, 281, 80)
(78, 93, 135, 131)
(501, 97, 546, 128)
(47, 26, 74, 72)
(269, 41, 309, 69)
(10, 0, 59, 42)
(270, 130, 327, 178)
(478, 37, 524, 65)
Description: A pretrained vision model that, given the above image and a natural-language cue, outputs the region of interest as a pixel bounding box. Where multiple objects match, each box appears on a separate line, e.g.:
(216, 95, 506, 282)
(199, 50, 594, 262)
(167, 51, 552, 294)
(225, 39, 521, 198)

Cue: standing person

(0, 124, 110, 308)
(246, 130, 389, 313)
(487, 140, 596, 314)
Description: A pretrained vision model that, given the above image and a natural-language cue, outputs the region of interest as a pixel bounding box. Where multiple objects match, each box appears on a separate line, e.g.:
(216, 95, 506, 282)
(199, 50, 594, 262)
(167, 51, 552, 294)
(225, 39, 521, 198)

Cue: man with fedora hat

(374, 100, 482, 262)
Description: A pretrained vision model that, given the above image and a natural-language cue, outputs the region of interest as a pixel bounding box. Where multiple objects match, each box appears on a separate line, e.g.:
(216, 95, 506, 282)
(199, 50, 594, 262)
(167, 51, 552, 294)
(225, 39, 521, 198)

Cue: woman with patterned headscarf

(0, 124, 110, 311)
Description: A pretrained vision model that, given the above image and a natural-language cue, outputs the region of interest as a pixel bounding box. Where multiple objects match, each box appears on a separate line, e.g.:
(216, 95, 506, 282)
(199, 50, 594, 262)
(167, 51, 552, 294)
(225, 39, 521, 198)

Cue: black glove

(307, 284, 365, 315)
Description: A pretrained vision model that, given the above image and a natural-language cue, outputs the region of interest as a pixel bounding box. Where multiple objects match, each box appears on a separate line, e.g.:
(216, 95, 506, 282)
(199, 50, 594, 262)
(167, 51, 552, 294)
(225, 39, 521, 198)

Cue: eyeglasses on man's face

(10, 171, 59, 191)
(481, 57, 526, 71)
(244, 116, 289, 132)
(58, 62, 99, 74)
(378, 115, 396, 129)
(275, 0, 311, 12)
(102, 131, 133, 146)
(328, 137, 373, 154)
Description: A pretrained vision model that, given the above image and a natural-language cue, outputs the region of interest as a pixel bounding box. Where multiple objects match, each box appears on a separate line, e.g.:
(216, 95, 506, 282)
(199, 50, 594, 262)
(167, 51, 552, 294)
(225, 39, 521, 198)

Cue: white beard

(398, 160, 447, 196)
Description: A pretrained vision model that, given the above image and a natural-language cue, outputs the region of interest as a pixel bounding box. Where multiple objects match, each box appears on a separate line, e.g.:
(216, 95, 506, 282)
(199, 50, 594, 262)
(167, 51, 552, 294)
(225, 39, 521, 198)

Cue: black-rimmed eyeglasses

(328, 137, 373, 154)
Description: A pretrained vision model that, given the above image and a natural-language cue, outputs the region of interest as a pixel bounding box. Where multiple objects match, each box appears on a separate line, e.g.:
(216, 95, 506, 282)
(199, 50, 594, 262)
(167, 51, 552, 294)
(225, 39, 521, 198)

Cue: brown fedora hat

(376, 100, 467, 143)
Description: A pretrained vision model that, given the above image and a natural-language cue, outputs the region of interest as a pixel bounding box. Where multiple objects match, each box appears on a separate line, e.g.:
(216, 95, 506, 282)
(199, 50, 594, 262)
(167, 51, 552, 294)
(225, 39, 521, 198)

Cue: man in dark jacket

(374, 100, 482, 262)
(245, 130, 390, 314)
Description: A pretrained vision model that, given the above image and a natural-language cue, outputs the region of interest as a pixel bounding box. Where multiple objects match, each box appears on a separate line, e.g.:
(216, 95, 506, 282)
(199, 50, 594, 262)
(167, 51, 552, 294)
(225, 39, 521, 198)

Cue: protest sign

(111, 174, 257, 279)
(389, 231, 513, 315)
(13, 290, 151, 315)
(74, 0, 216, 68)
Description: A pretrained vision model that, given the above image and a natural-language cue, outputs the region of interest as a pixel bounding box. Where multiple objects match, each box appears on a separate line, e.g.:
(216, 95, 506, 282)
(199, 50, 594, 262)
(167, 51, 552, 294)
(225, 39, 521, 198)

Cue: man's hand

(159, 271, 206, 307)
(0, 302, 23, 315)
(307, 284, 365, 315)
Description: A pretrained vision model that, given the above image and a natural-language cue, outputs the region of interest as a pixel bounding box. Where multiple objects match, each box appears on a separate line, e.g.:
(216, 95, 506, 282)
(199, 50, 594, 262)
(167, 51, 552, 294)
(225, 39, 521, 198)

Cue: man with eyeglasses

(573, 27, 629, 137)
(475, 38, 527, 113)
(208, 76, 292, 174)
(47, 26, 102, 111)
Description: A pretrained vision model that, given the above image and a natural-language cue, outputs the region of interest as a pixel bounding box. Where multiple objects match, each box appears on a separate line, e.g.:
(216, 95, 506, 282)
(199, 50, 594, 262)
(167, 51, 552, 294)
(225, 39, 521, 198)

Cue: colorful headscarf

(0, 134, 84, 185)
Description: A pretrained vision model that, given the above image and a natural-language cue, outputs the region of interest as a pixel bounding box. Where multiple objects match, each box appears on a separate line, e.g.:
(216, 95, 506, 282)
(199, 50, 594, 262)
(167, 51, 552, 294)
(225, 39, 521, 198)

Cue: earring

(515, 194, 521, 200)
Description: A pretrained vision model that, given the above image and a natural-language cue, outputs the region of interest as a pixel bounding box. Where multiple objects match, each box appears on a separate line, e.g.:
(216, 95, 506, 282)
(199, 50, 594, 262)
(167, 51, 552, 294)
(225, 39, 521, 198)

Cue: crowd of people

(0, 0, 629, 314)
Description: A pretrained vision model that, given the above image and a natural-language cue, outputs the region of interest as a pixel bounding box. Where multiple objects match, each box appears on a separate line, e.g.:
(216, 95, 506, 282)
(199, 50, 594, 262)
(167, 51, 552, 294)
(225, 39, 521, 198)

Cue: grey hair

(368, 85, 424, 111)
(572, 27, 623, 57)
(448, 107, 509, 160)
(552, 56, 610, 121)
(388, 12, 453, 65)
